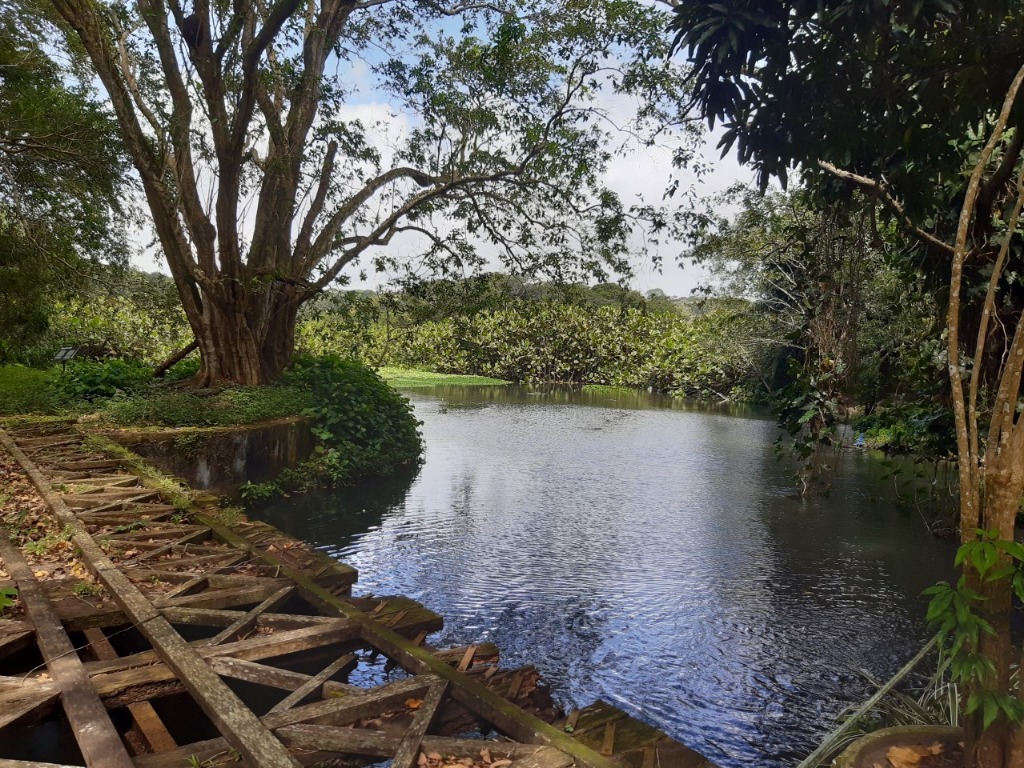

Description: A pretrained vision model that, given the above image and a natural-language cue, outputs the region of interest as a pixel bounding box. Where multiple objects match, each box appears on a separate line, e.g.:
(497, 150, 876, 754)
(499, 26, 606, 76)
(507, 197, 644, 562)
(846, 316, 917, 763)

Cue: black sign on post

(53, 346, 80, 371)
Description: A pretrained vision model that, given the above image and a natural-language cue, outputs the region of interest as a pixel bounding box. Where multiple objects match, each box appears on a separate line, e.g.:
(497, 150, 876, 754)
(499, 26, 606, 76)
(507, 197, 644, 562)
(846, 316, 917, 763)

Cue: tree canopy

(0, 0, 131, 358)
(50, 0, 698, 384)
(669, 1, 1024, 213)
(671, 4, 1024, 766)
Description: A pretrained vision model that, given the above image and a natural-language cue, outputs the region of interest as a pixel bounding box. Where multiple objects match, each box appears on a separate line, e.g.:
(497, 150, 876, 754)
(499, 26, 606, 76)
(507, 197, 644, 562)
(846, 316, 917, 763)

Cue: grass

(93, 384, 312, 428)
(581, 384, 634, 394)
(377, 367, 509, 388)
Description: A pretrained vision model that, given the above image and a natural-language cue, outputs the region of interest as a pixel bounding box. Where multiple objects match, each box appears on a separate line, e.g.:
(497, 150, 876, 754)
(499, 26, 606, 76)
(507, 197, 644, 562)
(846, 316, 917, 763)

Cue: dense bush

(0, 365, 59, 414)
(852, 405, 957, 457)
(281, 355, 423, 485)
(50, 359, 153, 401)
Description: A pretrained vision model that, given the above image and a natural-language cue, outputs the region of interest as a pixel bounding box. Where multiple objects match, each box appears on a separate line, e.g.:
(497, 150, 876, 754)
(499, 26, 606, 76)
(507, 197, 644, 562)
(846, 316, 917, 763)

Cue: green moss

(377, 367, 509, 388)
(81, 434, 193, 511)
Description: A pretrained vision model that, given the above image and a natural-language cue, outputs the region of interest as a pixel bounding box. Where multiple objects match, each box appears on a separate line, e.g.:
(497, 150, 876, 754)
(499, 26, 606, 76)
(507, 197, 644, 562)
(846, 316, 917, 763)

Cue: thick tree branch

(817, 161, 955, 256)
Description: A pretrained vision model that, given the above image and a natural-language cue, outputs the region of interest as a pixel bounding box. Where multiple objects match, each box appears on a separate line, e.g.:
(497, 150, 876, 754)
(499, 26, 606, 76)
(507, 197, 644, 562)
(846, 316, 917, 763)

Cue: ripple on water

(256, 387, 956, 768)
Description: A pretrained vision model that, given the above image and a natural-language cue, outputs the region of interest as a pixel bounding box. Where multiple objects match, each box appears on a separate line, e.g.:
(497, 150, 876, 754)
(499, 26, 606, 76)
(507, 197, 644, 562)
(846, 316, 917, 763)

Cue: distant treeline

(7, 269, 774, 401)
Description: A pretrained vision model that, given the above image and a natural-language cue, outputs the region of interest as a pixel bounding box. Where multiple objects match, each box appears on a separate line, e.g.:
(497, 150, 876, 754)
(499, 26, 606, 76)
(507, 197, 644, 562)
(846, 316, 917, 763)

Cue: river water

(254, 385, 957, 768)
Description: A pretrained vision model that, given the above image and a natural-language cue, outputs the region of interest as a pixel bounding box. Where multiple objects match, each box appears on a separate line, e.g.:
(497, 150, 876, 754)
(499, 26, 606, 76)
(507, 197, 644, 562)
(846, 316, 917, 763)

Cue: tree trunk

(965, 459, 1023, 768)
(191, 282, 301, 386)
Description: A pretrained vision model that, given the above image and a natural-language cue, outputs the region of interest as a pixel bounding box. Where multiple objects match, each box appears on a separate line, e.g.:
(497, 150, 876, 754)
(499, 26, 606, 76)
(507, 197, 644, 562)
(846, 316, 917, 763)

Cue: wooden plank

(131, 528, 213, 562)
(159, 605, 334, 630)
(82, 627, 178, 754)
(90, 621, 360, 705)
(0, 428, 302, 768)
(210, 657, 316, 691)
(201, 585, 295, 645)
(0, 680, 60, 733)
(457, 644, 476, 672)
(600, 720, 616, 756)
(0, 760, 85, 768)
(0, 531, 134, 768)
(0, 622, 35, 660)
(393, 678, 448, 768)
(135, 676, 434, 768)
(277, 726, 570, 764)
(268, 652, 357, 713)
(156, 582, 289, 611)
(156, 575, 209, 602)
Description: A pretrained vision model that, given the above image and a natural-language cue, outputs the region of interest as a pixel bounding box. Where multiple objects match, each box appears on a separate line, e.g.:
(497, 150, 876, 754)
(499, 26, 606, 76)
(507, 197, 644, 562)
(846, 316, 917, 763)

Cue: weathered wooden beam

(201, 585, 295, 646)
(0, 678, 60, 733)
(134, 676, 434, 768)
(393, 678, 448, 768)
(267, 652, 357, 713)
(83, 627, 178, 754)
(0, 530, 134, 768)
(159, 605, 335, 630)
(209, 657, 315, 692)
(276, 725, 572, 765)
(155, 582, 289, 611)
(0, 621, 35, 660)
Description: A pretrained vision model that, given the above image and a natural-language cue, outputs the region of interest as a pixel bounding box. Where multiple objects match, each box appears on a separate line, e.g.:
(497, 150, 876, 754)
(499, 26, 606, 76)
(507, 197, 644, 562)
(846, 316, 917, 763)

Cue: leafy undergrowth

(377, 367, 509, 388)
(0, 365, 60, 415)
(242, 357, 423, 503)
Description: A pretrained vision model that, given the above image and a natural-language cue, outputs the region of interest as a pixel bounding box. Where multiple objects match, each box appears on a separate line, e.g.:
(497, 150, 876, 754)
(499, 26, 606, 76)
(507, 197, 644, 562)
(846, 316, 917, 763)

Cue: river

(253, 385, 957, 768)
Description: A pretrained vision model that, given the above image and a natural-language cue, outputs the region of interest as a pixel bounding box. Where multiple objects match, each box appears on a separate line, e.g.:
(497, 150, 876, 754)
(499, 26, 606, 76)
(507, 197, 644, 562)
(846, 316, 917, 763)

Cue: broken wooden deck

(0, 420, 716, 768)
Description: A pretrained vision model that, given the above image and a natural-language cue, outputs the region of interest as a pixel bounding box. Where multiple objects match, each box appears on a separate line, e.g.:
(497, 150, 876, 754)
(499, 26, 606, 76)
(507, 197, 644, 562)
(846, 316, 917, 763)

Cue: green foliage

(0, 0, 132, 360)
(238, 481, 281, 506)
(0, 586, 17, 615)
(280, 356, 423, 489)
(302, 301, 764, 400)
(853, 406, 956, 456)
(924, 530, 1024, 730)
(43, 271, 192, 364)
(96, 385, 310, 428)
(164, 357, 201, 382)
(669, 0, 1019, 205)
(0, 365, 59, 414)
(50, 359, 152, 402)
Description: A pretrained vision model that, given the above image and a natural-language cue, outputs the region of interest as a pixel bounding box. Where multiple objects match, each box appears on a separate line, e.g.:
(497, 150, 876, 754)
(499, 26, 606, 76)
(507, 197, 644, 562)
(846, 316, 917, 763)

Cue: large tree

(0, 0, 131, 359)
(670, 3, 1024, 766)
(49, 0, 696, 385)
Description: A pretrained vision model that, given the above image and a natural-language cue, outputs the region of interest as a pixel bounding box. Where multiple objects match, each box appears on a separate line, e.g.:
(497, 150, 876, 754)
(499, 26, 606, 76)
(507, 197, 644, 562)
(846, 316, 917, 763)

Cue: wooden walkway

(0, 420, 716, 768)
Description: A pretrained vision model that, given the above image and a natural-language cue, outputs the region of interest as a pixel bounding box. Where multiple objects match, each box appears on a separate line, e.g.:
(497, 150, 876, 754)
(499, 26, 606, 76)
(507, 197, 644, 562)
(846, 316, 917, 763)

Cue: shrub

(163, 357, 201, 382)
(281, 355, 423, 487)
(50, 359, 153, 402)
(0, 365, 58, 415)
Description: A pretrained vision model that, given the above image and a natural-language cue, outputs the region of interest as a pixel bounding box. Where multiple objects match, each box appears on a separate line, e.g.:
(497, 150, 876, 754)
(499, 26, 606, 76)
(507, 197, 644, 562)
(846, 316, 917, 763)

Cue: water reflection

(255, 386, 956, 768)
